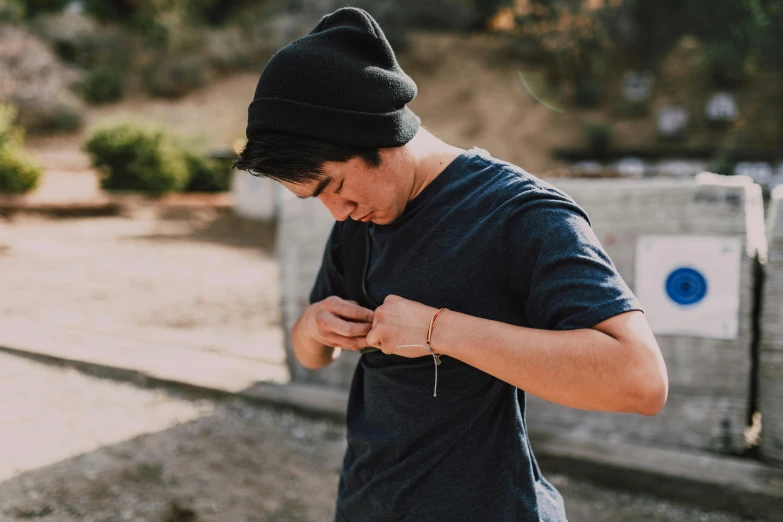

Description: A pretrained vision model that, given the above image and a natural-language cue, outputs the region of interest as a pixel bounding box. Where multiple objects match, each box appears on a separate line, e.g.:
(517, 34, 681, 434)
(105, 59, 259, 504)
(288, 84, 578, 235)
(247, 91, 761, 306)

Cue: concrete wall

(232, 170, 279, 222)
(526, 174, 766, 455)
(760, 185, 783, 465)
(276, 173, 769, 456)
(276, 189, 362, 389)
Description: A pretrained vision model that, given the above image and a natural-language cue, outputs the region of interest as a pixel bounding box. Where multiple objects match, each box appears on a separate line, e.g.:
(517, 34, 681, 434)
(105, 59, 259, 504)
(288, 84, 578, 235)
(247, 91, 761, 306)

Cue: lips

(360, 212, 373, 222)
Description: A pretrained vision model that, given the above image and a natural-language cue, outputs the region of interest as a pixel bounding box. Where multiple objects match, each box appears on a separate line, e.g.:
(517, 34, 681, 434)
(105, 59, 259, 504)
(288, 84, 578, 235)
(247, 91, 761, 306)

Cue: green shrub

(79, 66, 126, 104)
(36, 12, 133, 69)
(17, 97, 82, 134)
(0, 103, 24, 149)
(21, 0, 68, 18)
(0, 147, 42, 194)
(183, 152, 232, 192)
(574, 78, 604, 108)
(204, 26, 254, 72)
(183, 0, 250, 25)
(142, 54, 210, 99)
(584, 122, 612, 153)
(0, 103, 42, 194)
(703, 42, 748, 88)
(0, 0, 24, 23)
(712, 156, 734, 176)
(82, 0, 141, 22)
(84, 121, 190, 195)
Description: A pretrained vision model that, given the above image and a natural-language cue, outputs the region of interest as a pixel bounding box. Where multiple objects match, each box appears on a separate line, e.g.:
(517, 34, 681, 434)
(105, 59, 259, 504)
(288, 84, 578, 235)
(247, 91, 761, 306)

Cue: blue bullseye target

(665, 267, 708, 305)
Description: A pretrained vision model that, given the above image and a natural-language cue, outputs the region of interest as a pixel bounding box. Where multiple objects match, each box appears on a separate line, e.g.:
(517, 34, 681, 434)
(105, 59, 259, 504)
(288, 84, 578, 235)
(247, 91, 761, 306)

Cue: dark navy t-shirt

(309, 147, 643, 522)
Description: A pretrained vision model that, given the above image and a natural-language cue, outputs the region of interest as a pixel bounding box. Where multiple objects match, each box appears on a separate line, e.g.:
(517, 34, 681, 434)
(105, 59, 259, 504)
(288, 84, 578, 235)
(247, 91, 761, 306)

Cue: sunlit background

(0, 1, 782, 520)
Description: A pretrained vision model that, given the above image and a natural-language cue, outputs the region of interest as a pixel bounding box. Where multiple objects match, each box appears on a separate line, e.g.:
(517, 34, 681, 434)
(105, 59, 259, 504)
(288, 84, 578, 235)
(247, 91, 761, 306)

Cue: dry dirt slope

(27, 31, 780, 177)
(25, 32, 582, 175)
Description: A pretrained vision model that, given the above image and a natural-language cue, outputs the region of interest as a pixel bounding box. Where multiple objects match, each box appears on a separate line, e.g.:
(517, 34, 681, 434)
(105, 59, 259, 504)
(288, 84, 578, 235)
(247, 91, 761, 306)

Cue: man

(234, 6, 668, 522)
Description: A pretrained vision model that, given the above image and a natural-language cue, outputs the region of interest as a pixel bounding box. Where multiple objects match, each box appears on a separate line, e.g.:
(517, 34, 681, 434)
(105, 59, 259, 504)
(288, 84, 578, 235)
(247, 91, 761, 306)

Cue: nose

(321, 196, 357, 222)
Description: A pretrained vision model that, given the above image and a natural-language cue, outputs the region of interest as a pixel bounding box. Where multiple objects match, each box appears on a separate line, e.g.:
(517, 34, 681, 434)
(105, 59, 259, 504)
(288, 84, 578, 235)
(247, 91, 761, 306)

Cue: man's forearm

(291, 308, 336, 370)
(432, 310, 666, 415)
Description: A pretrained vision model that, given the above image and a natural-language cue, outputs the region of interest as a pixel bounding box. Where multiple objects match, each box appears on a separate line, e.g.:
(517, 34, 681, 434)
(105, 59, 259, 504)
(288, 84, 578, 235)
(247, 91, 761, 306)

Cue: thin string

(396, 343, 439, 397)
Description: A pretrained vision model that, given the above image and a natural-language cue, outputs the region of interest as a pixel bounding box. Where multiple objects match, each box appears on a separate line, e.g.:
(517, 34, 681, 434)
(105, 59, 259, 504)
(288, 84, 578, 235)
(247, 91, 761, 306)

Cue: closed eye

(335, 180, 344, 195)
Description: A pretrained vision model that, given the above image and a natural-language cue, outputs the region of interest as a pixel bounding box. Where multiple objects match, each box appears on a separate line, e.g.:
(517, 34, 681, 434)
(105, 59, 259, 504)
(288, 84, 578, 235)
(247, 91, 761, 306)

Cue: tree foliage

(489, 0, 783, 93)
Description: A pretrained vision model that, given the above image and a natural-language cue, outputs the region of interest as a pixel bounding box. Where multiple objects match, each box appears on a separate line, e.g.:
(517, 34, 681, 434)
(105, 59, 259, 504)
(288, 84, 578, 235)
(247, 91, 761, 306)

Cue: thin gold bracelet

(396, 307, 449, 397)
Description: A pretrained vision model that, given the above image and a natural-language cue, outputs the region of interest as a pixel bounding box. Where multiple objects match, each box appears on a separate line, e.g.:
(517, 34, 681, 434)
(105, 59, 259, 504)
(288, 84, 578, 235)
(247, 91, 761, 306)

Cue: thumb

(365, 325, 381, 349)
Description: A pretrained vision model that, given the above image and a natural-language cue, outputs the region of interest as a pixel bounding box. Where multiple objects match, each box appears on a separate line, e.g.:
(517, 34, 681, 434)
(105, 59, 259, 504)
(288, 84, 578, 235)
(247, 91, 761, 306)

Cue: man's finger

(317, 311, 372, 338)
(365, 327, 380, 349)
(327, 334, 369, 351)
(325, 298, 374, 323)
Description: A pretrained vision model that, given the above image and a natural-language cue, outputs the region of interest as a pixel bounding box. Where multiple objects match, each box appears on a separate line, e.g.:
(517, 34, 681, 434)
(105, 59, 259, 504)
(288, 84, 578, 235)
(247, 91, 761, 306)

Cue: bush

(584, 122, 612, 154)
(81, 0, 143, 22)
(183, 151, 232, 192)
(712, 155, 734, 176)
(79, 66, 126, 104)
(0, 146, 42, 193)
(0, 23, 84, 134)
(183, 0, 252, 25)
(21, 0, 68, 18)
(204, 26, 254, 72)
(703, 42, 748, 88)
(574, 78, 604, 108)
(16, 93, 83, 134)
(36, 12, 132, 69)
(0, 103, 23, 149)
(0, 0, 24, 23)
(0, 103, 42, 194)
(84, 121, 190, 195)
(142, 53, 210, 98)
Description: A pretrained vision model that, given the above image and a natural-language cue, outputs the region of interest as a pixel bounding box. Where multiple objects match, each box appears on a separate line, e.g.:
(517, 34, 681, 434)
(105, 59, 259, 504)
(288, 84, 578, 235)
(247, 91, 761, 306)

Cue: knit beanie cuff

(246, 97, 421, 148)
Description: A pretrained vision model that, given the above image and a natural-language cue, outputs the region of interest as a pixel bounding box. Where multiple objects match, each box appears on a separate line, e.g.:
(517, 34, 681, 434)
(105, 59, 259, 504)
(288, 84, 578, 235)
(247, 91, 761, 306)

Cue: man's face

(280, 153, 408, 225)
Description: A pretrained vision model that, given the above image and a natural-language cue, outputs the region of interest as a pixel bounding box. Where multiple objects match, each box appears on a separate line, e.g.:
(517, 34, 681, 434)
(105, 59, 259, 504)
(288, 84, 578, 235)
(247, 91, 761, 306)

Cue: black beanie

(245, 7, 420, 148)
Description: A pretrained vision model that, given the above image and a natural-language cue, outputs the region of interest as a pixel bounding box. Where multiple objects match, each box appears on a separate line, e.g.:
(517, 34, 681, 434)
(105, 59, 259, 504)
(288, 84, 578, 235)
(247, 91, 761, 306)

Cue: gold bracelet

(395, 306, 449, 398)
(426, 307, 449, 363)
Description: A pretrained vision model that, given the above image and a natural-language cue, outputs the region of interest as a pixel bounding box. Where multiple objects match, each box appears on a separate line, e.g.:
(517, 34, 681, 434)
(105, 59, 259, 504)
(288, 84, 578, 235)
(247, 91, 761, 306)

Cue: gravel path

(0, 353, 344, 522)
(0, 351, 754, 522)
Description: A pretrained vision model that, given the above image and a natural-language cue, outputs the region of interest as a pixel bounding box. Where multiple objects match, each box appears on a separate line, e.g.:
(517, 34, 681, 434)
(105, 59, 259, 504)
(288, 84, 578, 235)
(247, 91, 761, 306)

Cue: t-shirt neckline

(372, 146, 485, 229)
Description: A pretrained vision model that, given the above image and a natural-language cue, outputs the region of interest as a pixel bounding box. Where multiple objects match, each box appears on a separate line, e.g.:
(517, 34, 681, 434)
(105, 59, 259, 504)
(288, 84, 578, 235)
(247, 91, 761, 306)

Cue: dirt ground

(0, 350, 756, 522)
(0, 210, 286, 378)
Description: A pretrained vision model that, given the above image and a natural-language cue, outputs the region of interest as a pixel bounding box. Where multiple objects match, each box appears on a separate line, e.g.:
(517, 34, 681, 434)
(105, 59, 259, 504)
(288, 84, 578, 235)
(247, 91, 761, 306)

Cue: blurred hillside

(1, 0, 781, 176)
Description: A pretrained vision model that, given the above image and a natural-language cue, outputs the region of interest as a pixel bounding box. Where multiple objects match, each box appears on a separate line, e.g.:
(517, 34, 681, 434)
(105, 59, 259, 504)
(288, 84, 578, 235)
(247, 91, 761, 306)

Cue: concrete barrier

(277, 190, 362, 389)
(277, 171, 768, 455)
(760, 185, 783, 465)
(526, 174, 766, 455)
(232, 169, 279, 222)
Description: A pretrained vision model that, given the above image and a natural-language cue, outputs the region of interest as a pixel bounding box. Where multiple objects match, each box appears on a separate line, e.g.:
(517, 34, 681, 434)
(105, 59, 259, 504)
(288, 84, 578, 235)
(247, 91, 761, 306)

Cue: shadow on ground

(125, 209, 277, 254)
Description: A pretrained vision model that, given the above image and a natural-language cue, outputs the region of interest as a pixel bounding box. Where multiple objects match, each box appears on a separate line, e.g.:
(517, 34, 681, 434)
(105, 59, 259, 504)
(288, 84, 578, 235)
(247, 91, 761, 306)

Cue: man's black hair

(233, 132, 382, 185)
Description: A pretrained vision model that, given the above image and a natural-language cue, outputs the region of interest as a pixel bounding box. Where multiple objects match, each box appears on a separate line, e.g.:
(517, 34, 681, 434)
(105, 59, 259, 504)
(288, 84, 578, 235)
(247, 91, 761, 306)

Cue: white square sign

(635, 235, 742, 339)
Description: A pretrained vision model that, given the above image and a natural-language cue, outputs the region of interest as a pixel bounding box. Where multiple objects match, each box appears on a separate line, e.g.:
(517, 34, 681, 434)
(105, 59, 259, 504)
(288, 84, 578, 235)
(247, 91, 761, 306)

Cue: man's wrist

(292, 303, 334, 369)
(428, 308, 455, 357)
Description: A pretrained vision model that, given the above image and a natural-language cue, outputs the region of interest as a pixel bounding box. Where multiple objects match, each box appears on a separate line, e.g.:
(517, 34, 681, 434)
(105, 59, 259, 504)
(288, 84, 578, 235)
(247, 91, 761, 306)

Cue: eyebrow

(298, 175, 333, 199)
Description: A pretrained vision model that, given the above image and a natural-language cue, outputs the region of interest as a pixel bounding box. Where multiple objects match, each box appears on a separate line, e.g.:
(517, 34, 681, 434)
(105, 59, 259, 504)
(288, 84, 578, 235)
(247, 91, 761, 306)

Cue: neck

(405, 128, 465, 202)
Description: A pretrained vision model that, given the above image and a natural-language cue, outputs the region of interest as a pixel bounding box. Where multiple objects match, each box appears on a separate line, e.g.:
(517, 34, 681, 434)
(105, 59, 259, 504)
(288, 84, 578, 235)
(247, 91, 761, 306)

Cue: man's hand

(366, 295, 437, 358)
(306, 296, 375, 352)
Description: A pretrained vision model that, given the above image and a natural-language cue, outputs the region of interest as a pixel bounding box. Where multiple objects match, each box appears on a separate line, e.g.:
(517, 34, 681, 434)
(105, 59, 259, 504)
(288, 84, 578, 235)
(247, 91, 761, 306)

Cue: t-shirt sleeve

(507, 187, 644, 331)
(309, 221, 349, 304)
